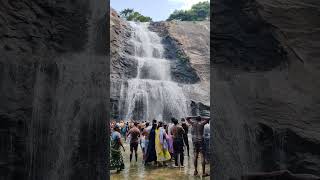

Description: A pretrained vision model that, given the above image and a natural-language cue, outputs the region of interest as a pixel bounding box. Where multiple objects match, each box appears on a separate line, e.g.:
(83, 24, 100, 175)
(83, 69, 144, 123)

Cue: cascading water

(120, 22, 190, 121)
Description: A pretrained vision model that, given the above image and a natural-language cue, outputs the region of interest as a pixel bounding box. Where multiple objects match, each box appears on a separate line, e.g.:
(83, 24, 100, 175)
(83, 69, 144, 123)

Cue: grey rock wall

(0, 1, 108, 180)
(212, 0, 320, 179)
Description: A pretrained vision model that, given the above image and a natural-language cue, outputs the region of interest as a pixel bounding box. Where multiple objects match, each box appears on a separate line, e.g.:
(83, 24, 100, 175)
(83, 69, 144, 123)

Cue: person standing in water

(171, 118, 185, 168)
(110, 125, 125, 172)
(155, 121, 171, 166)
(121, 121, 128, 141)
(203, 121, 210, 164)
(139, 127, 146, 162)
(181, 118, 190, 157)
(163, 124, 174, 159)
(145, 121, 157, 165)
(186, 116, 210, 177)
(127, 122, 140, 162)
(143, 122, 151, 159)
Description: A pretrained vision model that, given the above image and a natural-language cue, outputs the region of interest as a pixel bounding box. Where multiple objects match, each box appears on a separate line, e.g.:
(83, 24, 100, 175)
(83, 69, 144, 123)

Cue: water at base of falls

(119, 22, 189, 122)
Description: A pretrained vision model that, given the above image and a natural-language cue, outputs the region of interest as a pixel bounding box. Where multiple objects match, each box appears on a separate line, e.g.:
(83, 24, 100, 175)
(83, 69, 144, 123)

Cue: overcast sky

(110, 0, 210, 21)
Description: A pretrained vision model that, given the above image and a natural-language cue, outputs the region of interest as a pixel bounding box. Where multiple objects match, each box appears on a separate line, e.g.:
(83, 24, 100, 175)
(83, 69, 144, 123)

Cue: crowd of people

(109, 116, 210, 177)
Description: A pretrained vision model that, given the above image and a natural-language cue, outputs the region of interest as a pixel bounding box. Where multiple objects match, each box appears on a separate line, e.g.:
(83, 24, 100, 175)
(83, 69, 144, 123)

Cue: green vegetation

(167, 1, 210, 21)
(120, 8, 152, 22)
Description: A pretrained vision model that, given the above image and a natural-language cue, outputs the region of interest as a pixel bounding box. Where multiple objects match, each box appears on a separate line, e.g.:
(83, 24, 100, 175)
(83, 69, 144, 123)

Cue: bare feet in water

(194, 171, 198, 176)
(202, 173, 209, 177)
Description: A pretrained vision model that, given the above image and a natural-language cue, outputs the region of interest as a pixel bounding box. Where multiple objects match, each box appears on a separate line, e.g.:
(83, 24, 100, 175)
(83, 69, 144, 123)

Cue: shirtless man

(171, 118, 185, 167)
(186, 116, 210, 177)
(127, 122, 141, 162)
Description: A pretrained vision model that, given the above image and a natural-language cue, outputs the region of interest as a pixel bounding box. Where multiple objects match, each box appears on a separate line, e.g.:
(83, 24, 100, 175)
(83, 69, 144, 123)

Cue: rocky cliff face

(110, 11, 210, 118)
(110, 8, 136, 118)
(165, 21, 210, 110)
(213, 0, 320, 179)
(149, 21, 210, 114)
(0, 1, 108, 180)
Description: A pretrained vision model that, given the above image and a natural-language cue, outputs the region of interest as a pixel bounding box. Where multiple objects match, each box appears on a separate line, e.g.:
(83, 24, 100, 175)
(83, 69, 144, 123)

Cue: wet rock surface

(110, 8, 137, 81)
(149, 21, 210, 109)
(149, 22, 201, 84)
(110, 9, 137, 119)
(213, 0, 320, 179)
(0, 1, 108, 180)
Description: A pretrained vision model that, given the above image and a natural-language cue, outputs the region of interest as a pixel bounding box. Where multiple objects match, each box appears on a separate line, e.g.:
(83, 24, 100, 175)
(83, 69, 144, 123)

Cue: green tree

(119, 9, 152, 22)
(191, 2, 210, 20)
(120, 8, 134, 19)
(167, 1, 209, 21)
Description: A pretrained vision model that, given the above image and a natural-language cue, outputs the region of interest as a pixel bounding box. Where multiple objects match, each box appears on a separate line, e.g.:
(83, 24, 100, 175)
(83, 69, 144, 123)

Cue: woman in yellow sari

(155, 121, 171, 165)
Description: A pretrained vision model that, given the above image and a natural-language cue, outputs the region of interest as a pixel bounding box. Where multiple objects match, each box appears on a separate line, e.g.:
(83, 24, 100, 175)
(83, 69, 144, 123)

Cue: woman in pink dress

(164, 124, 174, 159)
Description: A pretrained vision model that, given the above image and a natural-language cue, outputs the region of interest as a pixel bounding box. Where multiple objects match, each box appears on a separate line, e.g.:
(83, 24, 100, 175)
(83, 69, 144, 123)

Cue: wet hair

(196, 116, 201, 121)
(113, 125, 120, 131)
(171, 118, 178, 125)
(152, 122, 157, 129)
(157, 121, 163, 129)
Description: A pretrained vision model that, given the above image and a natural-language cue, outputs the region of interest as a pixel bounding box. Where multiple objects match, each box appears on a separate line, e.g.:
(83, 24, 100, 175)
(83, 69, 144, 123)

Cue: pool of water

(110, 136, 210, 180)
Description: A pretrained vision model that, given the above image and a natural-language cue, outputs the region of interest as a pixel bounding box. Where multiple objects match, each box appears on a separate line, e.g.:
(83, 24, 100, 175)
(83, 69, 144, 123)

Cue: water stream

(120, 22, 190, 121)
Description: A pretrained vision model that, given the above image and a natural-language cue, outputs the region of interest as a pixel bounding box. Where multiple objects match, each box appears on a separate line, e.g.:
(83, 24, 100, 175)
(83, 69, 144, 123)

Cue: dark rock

(110, 9, 139, 119)
(0, 1, 108, 179)
(149, 22, 200, 84)
(191, 101, 210, 117)
(212, 0, 320, 179)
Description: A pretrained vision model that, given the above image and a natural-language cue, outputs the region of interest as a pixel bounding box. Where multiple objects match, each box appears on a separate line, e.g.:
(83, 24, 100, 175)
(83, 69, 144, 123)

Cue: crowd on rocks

(109, 116, 210, 177)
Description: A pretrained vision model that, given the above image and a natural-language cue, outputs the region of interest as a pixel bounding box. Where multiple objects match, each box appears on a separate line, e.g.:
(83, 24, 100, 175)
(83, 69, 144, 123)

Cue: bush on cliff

(120, 8, 152, 22)
(167, 1, 209, 21)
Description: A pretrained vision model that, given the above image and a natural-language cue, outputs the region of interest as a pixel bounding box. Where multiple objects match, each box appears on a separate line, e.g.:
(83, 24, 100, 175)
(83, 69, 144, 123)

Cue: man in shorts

(171, 118, 185, 167)
(186, 116, 210, 177)
(127, 122, 141, 162)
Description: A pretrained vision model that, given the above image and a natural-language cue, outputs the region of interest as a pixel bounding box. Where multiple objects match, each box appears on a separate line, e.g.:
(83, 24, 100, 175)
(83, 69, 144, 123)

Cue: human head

(171, 118, 178, 125)
(157, 121, 163, 129)
(145, 122, 150, 127)
(163, 123, 168, 129)
(113, 124, 120, 132)
(134, 122, 138, 127)
(152, 119, 157, 124)
(152, 122, 157, 129)
(196, 116, 201, 121)
(181, 118, 185, 122)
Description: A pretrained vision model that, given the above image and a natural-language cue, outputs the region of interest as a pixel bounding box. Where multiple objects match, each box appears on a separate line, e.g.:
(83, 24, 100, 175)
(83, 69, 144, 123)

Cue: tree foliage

(120, 8, 152, 22)
(167, 1, 210, 21)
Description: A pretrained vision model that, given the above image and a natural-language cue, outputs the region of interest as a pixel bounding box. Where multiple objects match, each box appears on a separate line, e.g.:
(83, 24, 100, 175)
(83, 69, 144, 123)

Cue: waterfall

(120, 22, 190, 122)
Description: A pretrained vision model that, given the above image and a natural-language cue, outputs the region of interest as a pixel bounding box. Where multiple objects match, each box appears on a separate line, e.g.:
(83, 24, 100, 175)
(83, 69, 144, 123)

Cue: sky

(110, 0, 210, 21)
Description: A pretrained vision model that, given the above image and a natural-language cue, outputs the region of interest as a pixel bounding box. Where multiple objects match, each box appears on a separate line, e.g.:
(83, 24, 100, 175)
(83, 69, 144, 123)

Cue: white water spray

(120, 22, 190, 121)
